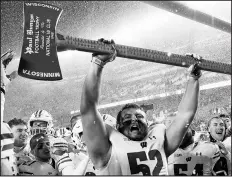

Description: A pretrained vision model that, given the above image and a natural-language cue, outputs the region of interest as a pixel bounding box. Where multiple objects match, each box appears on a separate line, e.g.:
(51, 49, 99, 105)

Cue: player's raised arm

(80, 39, 117, 168)
(164, 54, 202, 157)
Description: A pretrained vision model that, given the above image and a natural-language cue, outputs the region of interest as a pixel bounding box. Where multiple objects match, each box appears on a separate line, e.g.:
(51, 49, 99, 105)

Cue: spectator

(8, 118, 33, 165)
(1, 50, 18, 175)
(80, 38, 202, 175)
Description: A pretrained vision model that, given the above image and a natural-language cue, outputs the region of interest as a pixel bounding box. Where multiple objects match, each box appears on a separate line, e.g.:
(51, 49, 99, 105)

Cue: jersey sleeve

(18, 161, 36, 175)
(1, 91, 5, 123)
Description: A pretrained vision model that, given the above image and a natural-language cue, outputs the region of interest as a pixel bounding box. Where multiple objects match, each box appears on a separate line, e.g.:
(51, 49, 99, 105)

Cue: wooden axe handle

(56, 33, 231, 75)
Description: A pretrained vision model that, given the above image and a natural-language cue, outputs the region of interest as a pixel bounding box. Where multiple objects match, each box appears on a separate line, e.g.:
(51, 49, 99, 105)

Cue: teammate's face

(34, 138, 51, 161)
(119, 108, 148, 141)
(223, 118, 231, 128)
(208, 118, 225, 141)
(11, 124, 28, 147)
(31, 121, 48, 135)
(32, 121, 47, 127)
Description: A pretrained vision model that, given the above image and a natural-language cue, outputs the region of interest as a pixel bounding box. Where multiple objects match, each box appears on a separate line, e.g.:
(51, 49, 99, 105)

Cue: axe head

(18, 2, 63, 81)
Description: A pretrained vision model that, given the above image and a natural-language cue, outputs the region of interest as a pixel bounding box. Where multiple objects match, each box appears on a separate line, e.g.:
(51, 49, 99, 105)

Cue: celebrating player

(8, 118, 33, 165)
(80, 39, 202, 175)
(207, 116, 231, 176)
(168, 127, 220, 175)
(71, 116, 97, 175)
(28, 109, 55, 137)
(18, 133, 58, 175)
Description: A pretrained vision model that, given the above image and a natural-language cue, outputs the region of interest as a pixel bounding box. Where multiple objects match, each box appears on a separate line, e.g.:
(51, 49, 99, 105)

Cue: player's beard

(118, 120, 148, 141)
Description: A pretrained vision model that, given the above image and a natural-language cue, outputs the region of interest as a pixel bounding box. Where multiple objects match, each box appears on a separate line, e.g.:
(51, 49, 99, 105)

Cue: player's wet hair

(8, 118, 27, 128)
(116, 103, 145, 128)
(207, 116, 226, 129)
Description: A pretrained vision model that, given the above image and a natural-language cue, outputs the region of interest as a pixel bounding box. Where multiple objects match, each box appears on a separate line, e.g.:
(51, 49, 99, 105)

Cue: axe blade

(18, 2, 63, 81)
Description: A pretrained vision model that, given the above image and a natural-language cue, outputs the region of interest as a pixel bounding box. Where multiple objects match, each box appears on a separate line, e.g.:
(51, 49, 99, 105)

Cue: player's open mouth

(20, 137, 27, 140)
(44, 150, 50, 154)
(216, 131, 223, 134)
(130, 125, 139, 131)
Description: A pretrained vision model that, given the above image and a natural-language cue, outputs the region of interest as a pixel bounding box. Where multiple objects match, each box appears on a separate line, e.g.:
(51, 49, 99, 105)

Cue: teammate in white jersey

(207, 116, 231, 176)
(50, 135, 95, 175)
(168, 127, 220, 175)
(220, 113, 231, 138)
(1, 50, 19, 175)
(28, 109, 55, 138)
(223, 136, 231, 153)
(79, 39, 202, 175)
(7, 118, 34, 165)
(18, 133, 59, 175)
(71, 116, 97, 175)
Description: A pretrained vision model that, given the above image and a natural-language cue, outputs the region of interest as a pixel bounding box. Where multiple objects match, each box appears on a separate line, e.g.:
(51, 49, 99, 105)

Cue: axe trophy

(18, 2, 231, 81)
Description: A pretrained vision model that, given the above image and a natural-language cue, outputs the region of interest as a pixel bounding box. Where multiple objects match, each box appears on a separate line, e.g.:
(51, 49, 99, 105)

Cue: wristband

(1, 87, 5, 95)
(91, 56, 105, 68)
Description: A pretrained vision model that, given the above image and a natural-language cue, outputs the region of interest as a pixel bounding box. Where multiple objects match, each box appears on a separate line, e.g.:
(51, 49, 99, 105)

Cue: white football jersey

(213, 146, 231, 176)
(14, 143, 35, 165)
(69, 151, 96, 175)
(96, 124, 168, 175)
(168, 141, 220, 175)
(18, 158, 58, 175)
(223, 137, 231, 153)
(1, 122, 18, 175)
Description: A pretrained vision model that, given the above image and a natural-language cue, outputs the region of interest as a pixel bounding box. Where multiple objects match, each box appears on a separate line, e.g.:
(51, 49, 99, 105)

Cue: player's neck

(14, 143, 26, 152)
(36, 157, 51, 163)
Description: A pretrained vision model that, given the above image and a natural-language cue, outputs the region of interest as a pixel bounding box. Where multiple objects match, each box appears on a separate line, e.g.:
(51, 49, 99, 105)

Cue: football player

(18, 133, 58, 175)
(28, 109, 55, 137)
(220, 113, 231, 138)
(207, 116, 231, 176)
(223, 136, 231, 153)
(80, 38, 202, 175)
(218, 114, 231, 154)
(168, 127, 220, 175)
(50, 136, 91, 175)
(71, 117, 97, 175)
(7, 118, 33, 165)
(1, 50, 18, 175)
